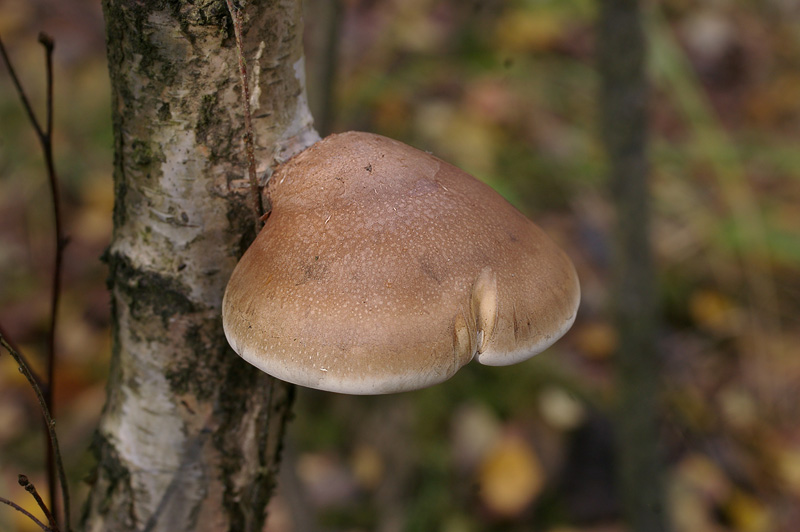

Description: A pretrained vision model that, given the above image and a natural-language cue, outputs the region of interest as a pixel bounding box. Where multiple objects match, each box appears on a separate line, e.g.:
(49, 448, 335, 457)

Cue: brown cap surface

(222, 132, 580, 394)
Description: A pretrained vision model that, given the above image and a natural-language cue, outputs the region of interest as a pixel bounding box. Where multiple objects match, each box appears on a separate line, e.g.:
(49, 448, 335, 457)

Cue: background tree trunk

(82, 2, 318, 531)
(598, 1, 670, 531)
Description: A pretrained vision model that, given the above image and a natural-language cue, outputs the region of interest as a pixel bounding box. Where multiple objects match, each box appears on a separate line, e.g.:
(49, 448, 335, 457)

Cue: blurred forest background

(1, 0, 799, 531)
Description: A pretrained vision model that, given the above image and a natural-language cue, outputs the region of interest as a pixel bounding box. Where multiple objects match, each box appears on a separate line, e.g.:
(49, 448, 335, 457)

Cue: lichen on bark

(83, 1, 317, 531)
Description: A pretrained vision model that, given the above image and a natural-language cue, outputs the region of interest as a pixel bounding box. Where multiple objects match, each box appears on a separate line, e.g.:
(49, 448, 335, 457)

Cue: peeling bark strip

(84, 2, 317, 531)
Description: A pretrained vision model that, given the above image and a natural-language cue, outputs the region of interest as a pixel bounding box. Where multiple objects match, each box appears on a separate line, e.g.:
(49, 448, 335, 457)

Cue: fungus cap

(222, 132, 580, 394)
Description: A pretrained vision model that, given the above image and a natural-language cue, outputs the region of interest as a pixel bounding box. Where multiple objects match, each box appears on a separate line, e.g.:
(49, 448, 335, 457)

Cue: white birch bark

(83, 2, 318, 531)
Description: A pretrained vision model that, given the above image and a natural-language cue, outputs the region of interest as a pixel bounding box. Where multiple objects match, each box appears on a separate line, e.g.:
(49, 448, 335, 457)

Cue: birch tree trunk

(83, 2, 318, 531)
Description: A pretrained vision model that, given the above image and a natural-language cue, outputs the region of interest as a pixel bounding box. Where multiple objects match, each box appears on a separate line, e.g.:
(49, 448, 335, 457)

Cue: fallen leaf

(538, 386, 586, 430)
(574, 321, 617, 361)
(478, 432, 544, 517)
(350, 444, 384, 491)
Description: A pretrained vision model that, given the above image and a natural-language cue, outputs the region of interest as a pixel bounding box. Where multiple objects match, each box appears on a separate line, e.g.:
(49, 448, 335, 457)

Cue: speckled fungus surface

(222, 132, 580, 394)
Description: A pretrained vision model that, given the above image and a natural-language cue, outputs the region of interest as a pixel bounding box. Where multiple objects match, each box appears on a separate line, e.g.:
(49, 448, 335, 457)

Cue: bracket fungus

(222, 132, 580, 394)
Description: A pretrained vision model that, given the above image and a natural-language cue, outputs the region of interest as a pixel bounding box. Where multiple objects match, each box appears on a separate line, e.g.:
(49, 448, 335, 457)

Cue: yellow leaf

(575, 321, 617, 361)
(350, 444, 384, 490)
(495, 11, 564, 53)
(726, 490, 772, 532)
(775, 446, 800, 498)
(688, 289, 740, 334)
(478, 433, 544, 517)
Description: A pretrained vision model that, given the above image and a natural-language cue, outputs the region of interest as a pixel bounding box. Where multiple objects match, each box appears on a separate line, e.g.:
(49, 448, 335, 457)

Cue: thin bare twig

(0, 32, 67, 524)
(39, 33, 65, 519)
(0, 335, 71, 532)
(0, 322, 44, 386)
(0, 496, 52, 532)
(0, 36, 45, 140)
(225, 0, 264, 233)
(19, 475, 58, 531)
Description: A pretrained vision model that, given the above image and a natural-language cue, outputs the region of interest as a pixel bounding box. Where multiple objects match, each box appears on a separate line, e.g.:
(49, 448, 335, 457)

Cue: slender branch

(0, 323, 44, 386)
(19, 475, 58, 532)
(0, 32, 66, 523)
(40, 34, 54, 139)
(37, 33, 65, 520)
(0, 496, 52, 532)
(225, 0, 264, 232)
(0, 35, 45, 141)
(0, 335, 71, 532)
